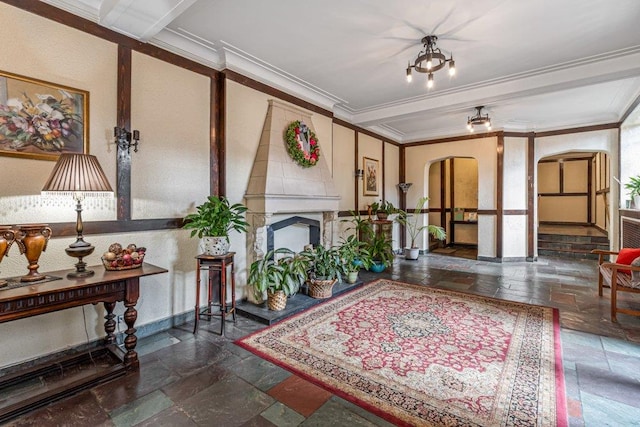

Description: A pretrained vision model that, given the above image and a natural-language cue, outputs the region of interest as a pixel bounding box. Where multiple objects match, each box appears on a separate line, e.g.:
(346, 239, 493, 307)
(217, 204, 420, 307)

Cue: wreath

(285, 120, 320, 168)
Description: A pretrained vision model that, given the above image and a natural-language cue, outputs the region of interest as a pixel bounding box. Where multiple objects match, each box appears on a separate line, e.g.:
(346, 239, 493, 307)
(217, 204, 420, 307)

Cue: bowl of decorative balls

(102, 243, 146, 271)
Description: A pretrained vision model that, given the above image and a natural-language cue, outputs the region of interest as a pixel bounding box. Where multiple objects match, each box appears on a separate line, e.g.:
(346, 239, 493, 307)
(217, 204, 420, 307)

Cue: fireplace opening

(268, 216, 320, 254)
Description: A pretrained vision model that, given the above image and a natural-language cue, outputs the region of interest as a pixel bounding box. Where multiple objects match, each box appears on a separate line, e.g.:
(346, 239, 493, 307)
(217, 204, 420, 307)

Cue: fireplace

(245, 99, 340, 286)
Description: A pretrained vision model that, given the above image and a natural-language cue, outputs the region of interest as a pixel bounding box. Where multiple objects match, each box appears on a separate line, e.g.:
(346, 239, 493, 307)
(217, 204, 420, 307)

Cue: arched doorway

(428, 157, 479, 259)
(537, 151, 610, 258)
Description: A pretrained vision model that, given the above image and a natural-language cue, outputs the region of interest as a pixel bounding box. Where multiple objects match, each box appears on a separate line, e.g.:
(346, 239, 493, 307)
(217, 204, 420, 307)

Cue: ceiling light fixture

(467, 106, 492, 132)
(406, 35, 455, 89)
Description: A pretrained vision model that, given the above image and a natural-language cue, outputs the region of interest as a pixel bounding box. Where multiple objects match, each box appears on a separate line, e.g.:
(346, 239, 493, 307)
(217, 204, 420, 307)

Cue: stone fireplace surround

(244, 99, 340, 284)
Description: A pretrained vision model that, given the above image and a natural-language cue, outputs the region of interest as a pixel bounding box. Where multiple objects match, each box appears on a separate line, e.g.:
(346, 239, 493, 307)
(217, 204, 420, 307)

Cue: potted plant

(247, 248, 305, 310)
(341, 210, 375, 244)
(300, 244, 342, 298)
(369, 200, 397, 220)
(625, 175, 640, 209)
(366, 232, 394, 272)
(338, 234, 372, 284)
(182, 195, 249, 255)
(396, 196, 446, 260)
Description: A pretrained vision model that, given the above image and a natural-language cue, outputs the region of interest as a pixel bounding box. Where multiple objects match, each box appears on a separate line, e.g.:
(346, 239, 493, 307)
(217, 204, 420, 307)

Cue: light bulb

(406, 66, 412, 83)
(449, 59, 456, 76)
(427, 73, 434, 89)
(426, 53, 432, 70)
(469, 126, 474, 133)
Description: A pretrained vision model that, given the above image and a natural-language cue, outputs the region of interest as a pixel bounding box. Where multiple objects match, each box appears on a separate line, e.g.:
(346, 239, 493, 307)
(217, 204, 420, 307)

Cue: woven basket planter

(267, 290, 287, 311)
(308, 279, 337, 299)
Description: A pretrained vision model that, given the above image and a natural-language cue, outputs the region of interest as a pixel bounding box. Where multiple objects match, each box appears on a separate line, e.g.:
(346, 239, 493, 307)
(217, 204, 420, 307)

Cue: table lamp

(42, 153, 113, 278)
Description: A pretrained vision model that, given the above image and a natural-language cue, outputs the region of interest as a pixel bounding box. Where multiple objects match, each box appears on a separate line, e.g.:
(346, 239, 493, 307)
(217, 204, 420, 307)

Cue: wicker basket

(308, 278, 337, 299)
(267, 290, 287, 311)
(102, 252, 145, 271)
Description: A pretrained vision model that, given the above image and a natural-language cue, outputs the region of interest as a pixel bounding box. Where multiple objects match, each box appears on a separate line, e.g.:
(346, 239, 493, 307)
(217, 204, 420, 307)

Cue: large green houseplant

(366, 232, 394, 272)
(247, 248, 306, 310)
(625, 175, 640, 209)
(396, 196, 446, 260)
(338, 234, 372, 283)
(183, 195, 249, 255)
(300, 244, 342, 298)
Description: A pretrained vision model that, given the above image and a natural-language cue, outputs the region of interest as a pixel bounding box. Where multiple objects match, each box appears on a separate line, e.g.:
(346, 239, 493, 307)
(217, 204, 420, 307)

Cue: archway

(427, 157, 479, 259)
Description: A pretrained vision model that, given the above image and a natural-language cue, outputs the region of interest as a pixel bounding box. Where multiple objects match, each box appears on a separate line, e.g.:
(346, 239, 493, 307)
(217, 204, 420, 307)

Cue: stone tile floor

(7, 254, 640, 426)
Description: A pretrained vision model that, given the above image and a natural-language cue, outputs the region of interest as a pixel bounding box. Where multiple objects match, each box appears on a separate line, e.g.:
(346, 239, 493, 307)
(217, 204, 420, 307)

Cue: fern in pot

(182, 195, 249, 255)
(396, 196, 446, 260)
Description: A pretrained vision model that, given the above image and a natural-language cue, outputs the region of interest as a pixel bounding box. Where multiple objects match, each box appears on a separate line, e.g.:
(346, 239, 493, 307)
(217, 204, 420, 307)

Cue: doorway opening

(537, 152, 609, 259)
(428, 157, 478, 259)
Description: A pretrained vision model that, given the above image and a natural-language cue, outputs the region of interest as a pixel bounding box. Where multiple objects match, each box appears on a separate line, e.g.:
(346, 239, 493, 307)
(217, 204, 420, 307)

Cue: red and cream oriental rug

(236, 280, 567, 427)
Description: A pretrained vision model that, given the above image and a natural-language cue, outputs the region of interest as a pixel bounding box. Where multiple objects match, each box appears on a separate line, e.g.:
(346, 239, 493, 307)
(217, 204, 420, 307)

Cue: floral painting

(363, 157, 379, 196)
(0, 70, 88, 161)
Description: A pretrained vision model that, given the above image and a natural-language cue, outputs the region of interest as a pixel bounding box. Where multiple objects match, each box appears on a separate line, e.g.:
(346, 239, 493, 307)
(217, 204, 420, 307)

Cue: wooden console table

(0, 263, 167, 422)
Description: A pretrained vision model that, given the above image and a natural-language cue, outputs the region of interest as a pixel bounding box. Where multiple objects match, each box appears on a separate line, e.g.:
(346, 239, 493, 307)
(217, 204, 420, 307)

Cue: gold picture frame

(363, 157, 379, 196)
(0, 70, 89, 161)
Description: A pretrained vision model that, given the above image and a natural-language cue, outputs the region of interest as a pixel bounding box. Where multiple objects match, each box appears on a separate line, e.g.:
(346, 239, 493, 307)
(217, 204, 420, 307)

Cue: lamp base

(65, 242, 95, 279)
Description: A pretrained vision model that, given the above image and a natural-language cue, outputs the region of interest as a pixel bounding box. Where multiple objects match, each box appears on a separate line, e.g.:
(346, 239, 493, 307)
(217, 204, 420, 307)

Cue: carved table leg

(104, 301, 117, 345)
(123, 303, 138, 369)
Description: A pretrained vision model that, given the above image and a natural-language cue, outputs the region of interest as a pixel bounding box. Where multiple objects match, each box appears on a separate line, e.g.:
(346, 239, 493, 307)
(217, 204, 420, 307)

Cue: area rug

(236, 279, 567, 427)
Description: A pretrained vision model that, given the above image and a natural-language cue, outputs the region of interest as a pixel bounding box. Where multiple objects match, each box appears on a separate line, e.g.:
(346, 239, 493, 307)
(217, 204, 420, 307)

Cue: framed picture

(0, 70, 89, 161)
(363, 157, 379, 196)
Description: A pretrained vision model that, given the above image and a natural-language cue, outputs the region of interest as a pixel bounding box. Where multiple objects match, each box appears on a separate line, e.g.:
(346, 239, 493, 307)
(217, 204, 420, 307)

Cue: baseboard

(501, 257, 528, 262)
(477, 256, 502, 263)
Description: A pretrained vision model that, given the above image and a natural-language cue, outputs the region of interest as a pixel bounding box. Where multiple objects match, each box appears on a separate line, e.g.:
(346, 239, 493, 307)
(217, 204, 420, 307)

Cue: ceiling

(44, 0, 640, 143)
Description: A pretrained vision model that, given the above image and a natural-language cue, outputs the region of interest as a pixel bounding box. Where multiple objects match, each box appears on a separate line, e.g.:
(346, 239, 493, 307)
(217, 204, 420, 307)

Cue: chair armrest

(591, 249, 619, 255)
(592, 249, 619, 265)
(601, 262, 640, 273)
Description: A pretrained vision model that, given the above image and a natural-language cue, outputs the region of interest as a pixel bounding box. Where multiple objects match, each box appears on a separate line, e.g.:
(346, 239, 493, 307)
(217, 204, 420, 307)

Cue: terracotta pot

(15, 224, 52, 282)
(0, 226, 16, 287)
(267, 290, 287, 311)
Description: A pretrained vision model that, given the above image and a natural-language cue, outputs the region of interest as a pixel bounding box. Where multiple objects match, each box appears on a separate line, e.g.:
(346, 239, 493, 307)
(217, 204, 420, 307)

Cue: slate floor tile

(260, 401, 306, 427)
(580, 391, 640, 427)
(178, 374, 275, 426)
(300, 398, 383, 427)
(227, 353, 292, 391)
(109, 390, 173, 427)
(576, 364, 640, 408)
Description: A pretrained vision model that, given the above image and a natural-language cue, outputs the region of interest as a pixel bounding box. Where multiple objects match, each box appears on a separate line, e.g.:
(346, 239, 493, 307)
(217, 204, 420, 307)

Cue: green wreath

(285, 120, 320, 168)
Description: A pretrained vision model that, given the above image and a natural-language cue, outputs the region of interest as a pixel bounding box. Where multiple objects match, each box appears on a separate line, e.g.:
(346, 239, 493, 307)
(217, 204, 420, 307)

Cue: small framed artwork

(0, 70, 89, 161)
(363, 157, 379, 196)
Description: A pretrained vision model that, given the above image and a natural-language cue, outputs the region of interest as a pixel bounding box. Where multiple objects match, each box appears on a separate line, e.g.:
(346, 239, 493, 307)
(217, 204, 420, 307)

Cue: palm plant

(396, 196, 446, 249)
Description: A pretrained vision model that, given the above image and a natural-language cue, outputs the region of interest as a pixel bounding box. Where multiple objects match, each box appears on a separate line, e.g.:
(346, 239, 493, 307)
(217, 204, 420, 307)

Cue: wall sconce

(397, 182, 413, 193)
(355, 169, 364, 179)
(114, 127, 140, 153)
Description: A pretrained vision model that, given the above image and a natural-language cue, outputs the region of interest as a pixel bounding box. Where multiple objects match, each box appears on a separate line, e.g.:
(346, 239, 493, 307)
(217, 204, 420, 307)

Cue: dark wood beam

(527, 133, 535, 260)
(496, 133, 504, 259)
(116, 45, 132, 221)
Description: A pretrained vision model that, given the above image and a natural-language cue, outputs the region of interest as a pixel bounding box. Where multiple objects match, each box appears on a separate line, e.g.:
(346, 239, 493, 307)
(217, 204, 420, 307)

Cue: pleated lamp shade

(42, 154, 113, 197)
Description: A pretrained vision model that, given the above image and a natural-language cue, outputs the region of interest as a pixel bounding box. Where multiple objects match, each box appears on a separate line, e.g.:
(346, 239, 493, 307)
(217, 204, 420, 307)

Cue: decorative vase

(267, 290, 287, 311)
(634, 195, 640, 210)
(202, 236, 229, 256)
(308, 278, 337, 299)
(0, 226, 16, 288)
(369, 262, 386, 273)
(346, 271, 359, 284)
(404, 247, 420, 260)
(15, 224, 52, 282)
